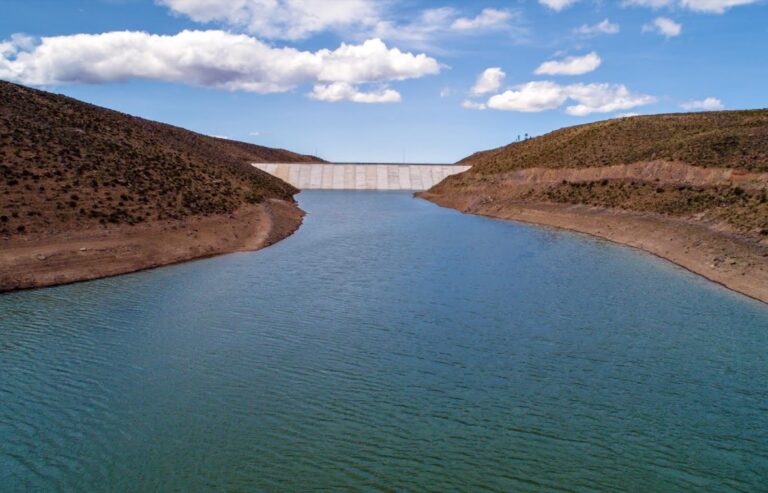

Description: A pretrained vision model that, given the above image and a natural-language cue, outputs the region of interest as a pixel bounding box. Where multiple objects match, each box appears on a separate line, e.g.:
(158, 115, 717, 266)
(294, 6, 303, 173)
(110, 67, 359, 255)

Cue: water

(1, 191, 767, 492)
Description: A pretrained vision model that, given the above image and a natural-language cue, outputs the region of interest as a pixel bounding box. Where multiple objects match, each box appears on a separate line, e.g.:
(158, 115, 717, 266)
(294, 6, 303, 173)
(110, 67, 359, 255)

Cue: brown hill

(422, 111, 768, 303)
(461, 110, 768, 173)
(0, 80, 322, 237)
(0, 80, 321, 291)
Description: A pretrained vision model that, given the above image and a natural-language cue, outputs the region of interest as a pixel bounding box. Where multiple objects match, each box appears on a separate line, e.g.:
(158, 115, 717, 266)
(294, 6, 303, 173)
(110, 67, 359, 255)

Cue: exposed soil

(0, 80, 321, 291)
(428, 111, 768, 304)
(0, 198, 303, 292)
(421, 164, 768, 304)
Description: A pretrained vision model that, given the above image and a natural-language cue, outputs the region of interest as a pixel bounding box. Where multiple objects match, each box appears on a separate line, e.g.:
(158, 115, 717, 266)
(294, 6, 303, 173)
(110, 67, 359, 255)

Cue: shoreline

(419, 191, 768, 305)
(0, 198, 304, 293)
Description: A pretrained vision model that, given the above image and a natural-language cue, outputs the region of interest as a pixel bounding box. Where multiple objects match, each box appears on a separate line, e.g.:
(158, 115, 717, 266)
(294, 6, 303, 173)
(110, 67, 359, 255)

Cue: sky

(1, 0, 767, 162)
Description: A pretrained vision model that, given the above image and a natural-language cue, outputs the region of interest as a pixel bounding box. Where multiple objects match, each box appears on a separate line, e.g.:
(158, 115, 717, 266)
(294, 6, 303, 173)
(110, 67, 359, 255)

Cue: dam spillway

(253, 163, 471, 191)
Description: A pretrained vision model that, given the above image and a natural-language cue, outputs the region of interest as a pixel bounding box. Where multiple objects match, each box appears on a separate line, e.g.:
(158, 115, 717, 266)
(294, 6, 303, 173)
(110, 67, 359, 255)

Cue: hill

(460, 110, 768, 173)
(422, 110, 768, 303)
(0, 80, 322, 291)
(0, 80, 322, 237)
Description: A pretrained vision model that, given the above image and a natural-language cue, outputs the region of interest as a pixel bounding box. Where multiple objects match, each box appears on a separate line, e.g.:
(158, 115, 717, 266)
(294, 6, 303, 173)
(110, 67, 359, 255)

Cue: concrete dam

(253, 163, 470, 191)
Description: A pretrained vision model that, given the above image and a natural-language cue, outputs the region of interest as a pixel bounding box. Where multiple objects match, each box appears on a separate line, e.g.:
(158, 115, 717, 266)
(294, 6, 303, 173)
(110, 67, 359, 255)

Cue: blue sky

(1, 0, 766, 162)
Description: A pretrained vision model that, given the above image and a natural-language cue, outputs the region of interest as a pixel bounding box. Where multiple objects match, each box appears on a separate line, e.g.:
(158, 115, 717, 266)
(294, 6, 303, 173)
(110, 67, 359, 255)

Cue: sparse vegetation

(0, 81, 322, 237)
(462, 110, 768, 173)
(524, 180, 768, 234)
(436, 111, 768, 240)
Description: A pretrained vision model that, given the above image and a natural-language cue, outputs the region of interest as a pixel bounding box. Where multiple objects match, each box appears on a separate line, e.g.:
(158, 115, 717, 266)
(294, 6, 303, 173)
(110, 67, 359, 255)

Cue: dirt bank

(420, 191, 768, 305)
(483, 161, 768, 190)
(0, 198, 304, 293)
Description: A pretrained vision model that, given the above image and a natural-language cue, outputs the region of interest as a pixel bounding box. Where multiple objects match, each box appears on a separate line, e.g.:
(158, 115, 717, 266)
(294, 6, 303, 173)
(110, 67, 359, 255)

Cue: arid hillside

(0, 80, 322, 238)
(0, 81, 321, 291)
(422, 110, 768, 303)
(434, 111, 768, 240)
(460, 110, 768, 173)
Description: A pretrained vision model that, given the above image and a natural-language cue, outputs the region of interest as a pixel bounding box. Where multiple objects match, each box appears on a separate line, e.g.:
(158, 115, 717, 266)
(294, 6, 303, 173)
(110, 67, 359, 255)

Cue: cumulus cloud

(309, 82, 401, 103)
(486, 81, 656, 115)
(539, 0, 581, 11)
(623, 0, 759, 12)
(0, 31, 439, 100)
(451, 8, 512, 30)
(575, 19, 620, 36)
(488, 81, 568, 112)
(471, 67, 506, 95)
(157, 0, 380, 40)
(534, 52, 602, 76)
(564, 83, 657, 115)
(680, 97, 724, 110)
(461, 100, 487, 110)
(643, 17, 683, 37)
(0, 33, 35, 56)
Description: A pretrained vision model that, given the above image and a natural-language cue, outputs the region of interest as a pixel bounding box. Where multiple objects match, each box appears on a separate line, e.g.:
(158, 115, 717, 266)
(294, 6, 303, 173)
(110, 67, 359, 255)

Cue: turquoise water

(1, 191, 767, 492)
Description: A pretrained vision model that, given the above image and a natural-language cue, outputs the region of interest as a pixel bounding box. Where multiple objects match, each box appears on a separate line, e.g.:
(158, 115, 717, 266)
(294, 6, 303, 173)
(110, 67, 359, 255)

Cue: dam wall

(253, 163, 470, 191)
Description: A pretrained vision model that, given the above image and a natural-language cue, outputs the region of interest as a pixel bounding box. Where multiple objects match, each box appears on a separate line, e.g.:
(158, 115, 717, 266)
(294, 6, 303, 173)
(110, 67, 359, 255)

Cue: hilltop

(422, 110, 768, 303)
(0, 81, 322, 291)
(461, 110, 768, 173)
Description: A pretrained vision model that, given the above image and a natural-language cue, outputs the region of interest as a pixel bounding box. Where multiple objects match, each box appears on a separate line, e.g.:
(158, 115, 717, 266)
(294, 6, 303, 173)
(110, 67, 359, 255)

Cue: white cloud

(615, 112, 641, 117)
(539, 0, 581, 11)
(157, 0, 381, 40)
(623, 0, 675, 7)
(309, 82, 401, 103)
(680, 97, 724, 110)
(643, 17, 683, 37)
(624, 0, 759, 12)
(534, 52, 602, 76)
(564, 83, 657, 115)
(681, 0, 759, 12)
(439, 87, 452, 98)
(461, 100, 487, 110)
(0, 33, 35, 56)
(0, 31, 439, 99)
(575, 19, 620, 36)
(486, 81, 656, 115)
(160, 0, 517, 44)
(471, 67, 506, 95)
(249, 131, 261, 136)
(488, 81, 569, 112)
(451, 8, 512, 30)
(371, 7, 524, 50)
(372, 8, 453, 48)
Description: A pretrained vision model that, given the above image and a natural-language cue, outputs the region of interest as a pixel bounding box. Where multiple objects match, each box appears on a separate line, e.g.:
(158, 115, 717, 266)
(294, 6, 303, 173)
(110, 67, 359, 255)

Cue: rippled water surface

(2, 191, 768, 492)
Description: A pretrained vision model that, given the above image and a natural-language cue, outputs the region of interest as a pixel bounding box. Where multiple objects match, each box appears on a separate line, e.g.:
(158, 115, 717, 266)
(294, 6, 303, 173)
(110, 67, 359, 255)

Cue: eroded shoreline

(419, 191, 768, 305)
(0, 198, 304, 293)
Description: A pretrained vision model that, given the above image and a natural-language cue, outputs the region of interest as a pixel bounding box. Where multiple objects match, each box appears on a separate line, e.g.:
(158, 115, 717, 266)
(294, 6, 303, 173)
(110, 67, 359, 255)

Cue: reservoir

(1, 191, 767, 491)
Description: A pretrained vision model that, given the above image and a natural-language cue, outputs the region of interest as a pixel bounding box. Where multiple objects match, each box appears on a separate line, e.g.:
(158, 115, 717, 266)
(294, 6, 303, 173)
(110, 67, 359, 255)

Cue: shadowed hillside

(461, 110, 768, 173)
(0, 80, 322, 237)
